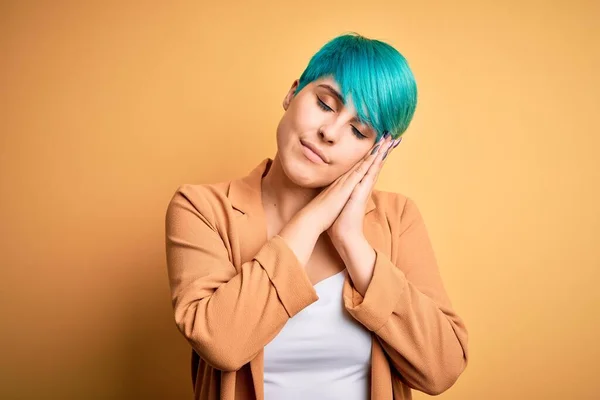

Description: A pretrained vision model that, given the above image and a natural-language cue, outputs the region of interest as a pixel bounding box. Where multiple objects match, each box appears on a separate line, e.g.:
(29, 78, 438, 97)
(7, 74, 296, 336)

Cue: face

(275, 76, 378, 188)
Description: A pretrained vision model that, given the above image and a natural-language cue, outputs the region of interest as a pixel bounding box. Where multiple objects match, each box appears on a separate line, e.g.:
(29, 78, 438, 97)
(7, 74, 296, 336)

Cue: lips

(300, 139, 328, 164)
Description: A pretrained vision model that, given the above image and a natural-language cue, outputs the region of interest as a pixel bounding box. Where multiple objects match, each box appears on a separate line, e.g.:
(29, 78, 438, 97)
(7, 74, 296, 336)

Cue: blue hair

(295, 32, 417, 140)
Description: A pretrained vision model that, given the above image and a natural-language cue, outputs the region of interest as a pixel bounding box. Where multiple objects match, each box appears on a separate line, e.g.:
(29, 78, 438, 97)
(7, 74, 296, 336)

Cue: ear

(282, 79, 300, 111)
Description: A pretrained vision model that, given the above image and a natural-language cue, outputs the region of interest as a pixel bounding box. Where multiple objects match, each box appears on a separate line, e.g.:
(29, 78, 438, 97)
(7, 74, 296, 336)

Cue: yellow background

(1, 1, 598, 399)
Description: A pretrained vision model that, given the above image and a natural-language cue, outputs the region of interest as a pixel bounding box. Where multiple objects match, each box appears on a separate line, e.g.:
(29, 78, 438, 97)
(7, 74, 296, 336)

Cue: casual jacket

(165, 157, 469, 399)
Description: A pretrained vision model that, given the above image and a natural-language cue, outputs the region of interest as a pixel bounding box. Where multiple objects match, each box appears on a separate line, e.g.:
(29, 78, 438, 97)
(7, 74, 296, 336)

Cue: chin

(281, 152, 329, 189)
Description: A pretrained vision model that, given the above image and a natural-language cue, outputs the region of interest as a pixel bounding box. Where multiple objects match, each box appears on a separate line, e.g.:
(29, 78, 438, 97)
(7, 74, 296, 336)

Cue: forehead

(311, 76, 370, 123)
(312, 76, 355, 109)
(313, 76, 341, 94)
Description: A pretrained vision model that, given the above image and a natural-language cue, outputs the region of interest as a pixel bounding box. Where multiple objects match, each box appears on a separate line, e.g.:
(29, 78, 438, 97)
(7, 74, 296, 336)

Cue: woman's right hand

(301, 134, 394, 234)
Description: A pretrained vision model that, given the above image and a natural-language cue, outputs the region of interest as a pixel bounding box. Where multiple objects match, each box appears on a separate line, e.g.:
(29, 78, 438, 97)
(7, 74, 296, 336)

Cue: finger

(367, 136, 386, 157)
(344, 136, 390, 187)
(382, 137, 402, 161)
(352, 137, 395, 202)
(338, 140, 383, 186)
(349, 155, 376, 182)
(361, 139, 390, 185)
(378, 137, 395, 162)
(354, 134, 392, 174)
(337, 159, 366, 187)
(351, 148, 387, 202)
(394, 136, 403, 148)
(367, 137, 391, 171)
(363, 133, 391, 160)
(340, 133, 392, 190)
(348, 138, 382, 178)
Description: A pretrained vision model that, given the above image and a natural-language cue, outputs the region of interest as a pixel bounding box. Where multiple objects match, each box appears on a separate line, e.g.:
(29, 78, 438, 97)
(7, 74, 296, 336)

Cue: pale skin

(261, 76, 402, 296)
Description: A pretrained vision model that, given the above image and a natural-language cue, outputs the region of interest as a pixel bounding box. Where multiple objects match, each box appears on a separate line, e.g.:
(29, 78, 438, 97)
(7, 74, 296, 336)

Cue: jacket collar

(228, 158, 376, 216)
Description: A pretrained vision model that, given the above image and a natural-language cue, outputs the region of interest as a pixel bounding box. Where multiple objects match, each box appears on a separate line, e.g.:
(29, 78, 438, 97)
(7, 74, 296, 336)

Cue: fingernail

(393, 137, 402, 148)
(382, 148, 390, 160)
(370, 144, 380, 155)
(383, 131, 390, 139)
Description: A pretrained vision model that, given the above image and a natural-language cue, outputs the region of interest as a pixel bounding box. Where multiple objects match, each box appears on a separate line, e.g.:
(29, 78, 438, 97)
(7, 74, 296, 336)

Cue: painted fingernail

(393, 137, 402, 148)
(382, 148, 390, 160)
(370, 144, 380, 155)
(383, 131, 390, 139)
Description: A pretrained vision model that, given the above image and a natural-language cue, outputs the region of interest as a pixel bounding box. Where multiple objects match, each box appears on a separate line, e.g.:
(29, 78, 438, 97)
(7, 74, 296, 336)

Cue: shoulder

(165, 180, 233, 227)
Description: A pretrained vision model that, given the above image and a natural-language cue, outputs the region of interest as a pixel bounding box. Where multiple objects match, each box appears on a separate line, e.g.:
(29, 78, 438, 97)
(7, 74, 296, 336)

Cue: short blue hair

(295, 32, 417, 140)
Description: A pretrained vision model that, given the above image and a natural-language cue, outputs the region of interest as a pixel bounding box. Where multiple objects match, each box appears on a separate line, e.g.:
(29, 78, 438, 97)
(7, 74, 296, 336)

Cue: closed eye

(316, 96, 367, 140)
(317, 97, 333, 112)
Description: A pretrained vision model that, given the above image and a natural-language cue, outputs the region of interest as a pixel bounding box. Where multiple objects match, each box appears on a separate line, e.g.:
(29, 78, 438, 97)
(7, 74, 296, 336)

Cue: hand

(327, 134, 402, 243)
(278, 133, 400, 267)
(301, 133, 399, 235)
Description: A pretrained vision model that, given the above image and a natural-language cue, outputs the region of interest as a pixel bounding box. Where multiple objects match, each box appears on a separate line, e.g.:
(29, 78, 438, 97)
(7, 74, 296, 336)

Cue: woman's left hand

(327, 134, 402, 243)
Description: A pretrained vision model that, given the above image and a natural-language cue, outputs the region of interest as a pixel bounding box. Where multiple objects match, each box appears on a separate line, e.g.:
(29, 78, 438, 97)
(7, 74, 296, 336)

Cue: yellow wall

(2, 1, 598, 399)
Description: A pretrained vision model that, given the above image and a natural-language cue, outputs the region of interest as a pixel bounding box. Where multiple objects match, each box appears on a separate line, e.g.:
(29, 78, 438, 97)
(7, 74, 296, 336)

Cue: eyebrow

(317, 84, 363, 125)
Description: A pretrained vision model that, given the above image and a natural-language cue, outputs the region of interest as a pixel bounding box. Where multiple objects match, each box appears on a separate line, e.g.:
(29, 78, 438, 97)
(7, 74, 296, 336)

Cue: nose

(318, 122, 343, 144)
(318, 109, 357, 144)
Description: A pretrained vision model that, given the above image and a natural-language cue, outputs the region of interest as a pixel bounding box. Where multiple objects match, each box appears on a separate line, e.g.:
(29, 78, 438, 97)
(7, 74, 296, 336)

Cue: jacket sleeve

(343, 197, 469, 396)
(165, 186, 318, 372)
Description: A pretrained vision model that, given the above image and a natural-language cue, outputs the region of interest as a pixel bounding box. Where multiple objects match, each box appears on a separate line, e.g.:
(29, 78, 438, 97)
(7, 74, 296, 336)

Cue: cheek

(334, 145, 371, 172)
(288, 96, 323, 131)
(277, 101, 320, 146)
(347, 144, 371, 163)
(275, 114, 294, 150)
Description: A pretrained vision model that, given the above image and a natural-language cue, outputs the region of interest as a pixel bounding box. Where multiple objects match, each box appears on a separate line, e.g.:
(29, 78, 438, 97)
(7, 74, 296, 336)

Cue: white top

(263, 269, 373, 400)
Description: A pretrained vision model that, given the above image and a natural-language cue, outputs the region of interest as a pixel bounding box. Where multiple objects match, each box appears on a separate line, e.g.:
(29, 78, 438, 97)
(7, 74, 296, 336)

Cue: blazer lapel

(227, 158, 271, 263)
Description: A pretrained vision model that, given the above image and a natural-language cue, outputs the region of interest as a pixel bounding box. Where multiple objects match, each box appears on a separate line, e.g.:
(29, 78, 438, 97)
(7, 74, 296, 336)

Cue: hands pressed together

(307, 132, 402, 241)
(278, 132, 402, 285)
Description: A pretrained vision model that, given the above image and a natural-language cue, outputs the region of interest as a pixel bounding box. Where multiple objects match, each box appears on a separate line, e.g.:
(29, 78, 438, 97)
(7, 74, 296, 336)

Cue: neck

(261, 153, 321, 224)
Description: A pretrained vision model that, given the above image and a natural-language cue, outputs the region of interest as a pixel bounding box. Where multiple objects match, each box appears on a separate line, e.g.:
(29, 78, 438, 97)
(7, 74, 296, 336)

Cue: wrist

(282, 210, 321, 242)
(296, 208, 326, 236)
(331, 234, 376, 287)
(278, 211, 322, 267)
(329, 232, 367, 253)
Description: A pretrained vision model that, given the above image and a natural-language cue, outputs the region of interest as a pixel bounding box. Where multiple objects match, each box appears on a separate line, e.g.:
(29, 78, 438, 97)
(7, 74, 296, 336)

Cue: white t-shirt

(264, 269, 373, 399)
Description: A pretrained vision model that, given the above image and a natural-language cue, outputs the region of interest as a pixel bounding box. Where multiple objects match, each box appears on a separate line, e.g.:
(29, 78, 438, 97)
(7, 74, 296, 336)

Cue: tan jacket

(165, 158, 469, 399)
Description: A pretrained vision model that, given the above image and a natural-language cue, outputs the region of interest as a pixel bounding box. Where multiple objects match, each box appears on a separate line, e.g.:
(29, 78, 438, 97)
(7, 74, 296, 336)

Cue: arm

(339, 197, 469, 395)
(165, 186, 319, 372)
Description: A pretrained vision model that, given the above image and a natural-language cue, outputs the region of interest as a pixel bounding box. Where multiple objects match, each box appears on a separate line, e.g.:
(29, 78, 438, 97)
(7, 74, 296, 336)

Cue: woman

(165, 33, 469, 400)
